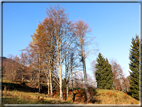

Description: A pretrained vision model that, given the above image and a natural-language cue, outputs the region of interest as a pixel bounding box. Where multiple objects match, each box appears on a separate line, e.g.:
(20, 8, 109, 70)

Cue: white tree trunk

(49, 68, 53, 96)
(83, 59, 90, 99)
(38, 54, 41, 93)
(82, 45, 90, 100)
(59, 65, 63, 100)
(48, 73, 50, 95)
(22, 74, 24, 83)
(66, 84, 69, 97)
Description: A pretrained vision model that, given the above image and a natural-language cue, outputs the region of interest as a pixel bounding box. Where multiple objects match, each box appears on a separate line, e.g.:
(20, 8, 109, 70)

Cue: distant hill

(1, 56, 29, 75)
(1, 56, 32, 82)
(0, 57, 10, 64)
(1, 56, 15, 67)
(1, 57, 16, 74)
(1, 57, 7, 59)
(0, 57, 11, 71)
(0, 57, 7, 65)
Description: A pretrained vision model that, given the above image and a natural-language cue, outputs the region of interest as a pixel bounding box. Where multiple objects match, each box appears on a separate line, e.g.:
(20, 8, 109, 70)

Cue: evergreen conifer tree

(129, 35, 141, 100)
(95, 53, 113, 89)
(95, 53, 105, 89)
(104, 58, 113, 89)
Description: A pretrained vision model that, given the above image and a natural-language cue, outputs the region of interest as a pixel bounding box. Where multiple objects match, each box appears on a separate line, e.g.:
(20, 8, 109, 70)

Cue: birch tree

(74, 20, 92, 100)
(46, 5, 74, 100)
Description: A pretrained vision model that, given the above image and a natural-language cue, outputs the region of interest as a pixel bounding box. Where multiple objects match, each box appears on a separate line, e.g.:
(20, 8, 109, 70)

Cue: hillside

(0, 57, 7, 67)
(0, 57, 9, 63)
(1, 57, 19, 73)
(2, 78, 140, 104)
(0, 57, 11, 73)
(93, 89, 139, 104)
(1, 56, 31, 81)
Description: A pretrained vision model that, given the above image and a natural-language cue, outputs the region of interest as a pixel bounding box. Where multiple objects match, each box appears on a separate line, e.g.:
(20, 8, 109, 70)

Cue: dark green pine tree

(129, 35, 141, 100)
(104, 58, 113, 89)
(95, 53, 106, 89)
(95, 53, 113, 89)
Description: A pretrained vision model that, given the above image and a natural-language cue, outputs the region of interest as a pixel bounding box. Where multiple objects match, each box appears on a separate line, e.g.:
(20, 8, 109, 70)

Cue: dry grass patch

(94, 89, 139, 104)
(3, 89, 73, 104)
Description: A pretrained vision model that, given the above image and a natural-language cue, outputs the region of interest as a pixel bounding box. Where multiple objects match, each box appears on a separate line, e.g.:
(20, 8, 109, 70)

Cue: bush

(57, 93, 60, 96)
(73, 87, 96, 103)
(88, 87, 96, 96)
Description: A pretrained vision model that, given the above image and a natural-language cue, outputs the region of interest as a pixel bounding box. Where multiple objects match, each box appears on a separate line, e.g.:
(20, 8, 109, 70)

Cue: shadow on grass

(92, 98, 101, 104)
(2, 82, 39, 93)
(70, 87, 100, 104)
(127, 91, 132, 96)
(90, 89, 102, 104)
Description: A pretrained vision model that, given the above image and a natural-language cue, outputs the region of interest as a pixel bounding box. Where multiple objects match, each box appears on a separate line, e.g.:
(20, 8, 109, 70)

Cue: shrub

(57, 93, 60, 96)
(88, 87, 96, 96)
(74, 87, 96, 103)
(79, 89, 86, 97)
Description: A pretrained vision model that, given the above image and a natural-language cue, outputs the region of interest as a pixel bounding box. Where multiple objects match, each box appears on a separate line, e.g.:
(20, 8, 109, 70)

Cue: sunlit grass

(94, 89, 139, 104)
(2, 78, 140, 104)
(3, 90, 72, 104)
(2, 78, 12, 83)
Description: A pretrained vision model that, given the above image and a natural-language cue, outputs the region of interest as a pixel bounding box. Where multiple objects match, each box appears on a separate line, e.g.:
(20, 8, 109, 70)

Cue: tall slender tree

(74, 19, 92, 99)
(95, 53, 105, 89)
(129, 35, 141, 100)
(30, 23, 47, 93)
(46, 5, 74, 100)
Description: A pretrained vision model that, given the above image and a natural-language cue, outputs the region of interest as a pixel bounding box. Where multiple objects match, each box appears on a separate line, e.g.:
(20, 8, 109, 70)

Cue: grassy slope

(2, 78, 140, 104)
(94, 89, 139, 104)
(3, 90, 72, 104)
(2, 78, 72, 104)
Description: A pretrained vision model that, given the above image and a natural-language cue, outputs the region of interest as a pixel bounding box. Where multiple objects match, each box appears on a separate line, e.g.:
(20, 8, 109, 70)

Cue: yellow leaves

(31, 36, 37, 45)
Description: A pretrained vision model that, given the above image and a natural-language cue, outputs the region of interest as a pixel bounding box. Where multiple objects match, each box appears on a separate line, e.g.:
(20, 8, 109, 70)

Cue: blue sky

(3, 3, 139, 78)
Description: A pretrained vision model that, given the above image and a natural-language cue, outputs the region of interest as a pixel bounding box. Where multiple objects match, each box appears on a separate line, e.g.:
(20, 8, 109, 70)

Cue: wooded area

(2, 4, 141, 103)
